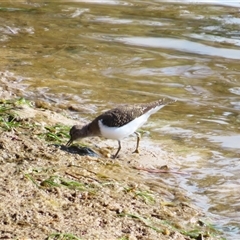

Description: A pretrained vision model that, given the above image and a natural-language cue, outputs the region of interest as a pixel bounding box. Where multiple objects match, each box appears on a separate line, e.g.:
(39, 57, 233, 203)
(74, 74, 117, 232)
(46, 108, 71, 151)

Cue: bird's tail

(141, 98, 176, 116)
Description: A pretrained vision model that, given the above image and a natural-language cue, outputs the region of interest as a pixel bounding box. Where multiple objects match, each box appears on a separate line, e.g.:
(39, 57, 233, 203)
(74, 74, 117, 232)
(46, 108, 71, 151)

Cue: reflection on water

(209, 135, 240, 149)
(1, 0, 240, 239)
(118, 37, 240, 60)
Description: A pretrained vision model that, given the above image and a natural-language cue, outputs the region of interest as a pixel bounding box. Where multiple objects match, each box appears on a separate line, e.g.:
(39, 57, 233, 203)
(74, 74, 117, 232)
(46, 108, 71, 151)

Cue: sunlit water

(1, 0, 240, 239)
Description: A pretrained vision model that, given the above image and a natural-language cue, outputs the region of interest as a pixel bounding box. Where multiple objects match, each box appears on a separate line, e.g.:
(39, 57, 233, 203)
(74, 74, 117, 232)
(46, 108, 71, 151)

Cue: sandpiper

(66, 98, 175, 158)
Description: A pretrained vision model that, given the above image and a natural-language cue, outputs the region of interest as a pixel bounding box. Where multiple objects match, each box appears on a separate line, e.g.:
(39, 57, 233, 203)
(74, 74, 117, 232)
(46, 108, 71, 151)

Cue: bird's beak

(66, 138, 73, 147)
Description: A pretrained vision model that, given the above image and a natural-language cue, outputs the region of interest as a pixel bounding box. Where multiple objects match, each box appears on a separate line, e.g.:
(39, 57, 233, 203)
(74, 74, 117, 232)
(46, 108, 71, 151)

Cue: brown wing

(96, 107, 139, 127)
(96, 98, 175, 128)
(89, 98, 175, 129)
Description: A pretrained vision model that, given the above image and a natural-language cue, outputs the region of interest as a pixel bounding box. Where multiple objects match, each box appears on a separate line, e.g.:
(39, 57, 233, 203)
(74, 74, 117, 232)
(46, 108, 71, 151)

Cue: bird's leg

(113, 140, 121, 159)
(133, 132, 141, 154)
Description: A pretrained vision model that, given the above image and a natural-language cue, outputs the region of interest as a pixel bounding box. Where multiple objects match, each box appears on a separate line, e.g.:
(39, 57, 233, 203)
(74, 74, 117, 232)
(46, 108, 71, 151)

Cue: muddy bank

(0, 73, 224, 239)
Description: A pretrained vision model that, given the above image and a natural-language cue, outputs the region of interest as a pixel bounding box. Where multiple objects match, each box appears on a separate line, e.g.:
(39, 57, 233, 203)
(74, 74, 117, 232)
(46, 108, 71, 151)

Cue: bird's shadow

(52, 144, 99, 157)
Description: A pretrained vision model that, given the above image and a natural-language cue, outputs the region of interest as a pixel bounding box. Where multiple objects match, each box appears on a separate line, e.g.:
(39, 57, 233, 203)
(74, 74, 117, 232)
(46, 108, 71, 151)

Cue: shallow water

(1, 0, 240, 238)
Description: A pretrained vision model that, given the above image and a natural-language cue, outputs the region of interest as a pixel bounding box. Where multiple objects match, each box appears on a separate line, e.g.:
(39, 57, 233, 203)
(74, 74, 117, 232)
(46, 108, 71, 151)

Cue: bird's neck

(87, 120, 101, 137)
(80, 124, 92, 138)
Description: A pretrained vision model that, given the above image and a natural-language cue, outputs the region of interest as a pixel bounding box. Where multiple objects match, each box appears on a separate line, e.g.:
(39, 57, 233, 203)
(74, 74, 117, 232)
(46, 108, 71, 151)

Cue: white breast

(98, 104, 165, 140)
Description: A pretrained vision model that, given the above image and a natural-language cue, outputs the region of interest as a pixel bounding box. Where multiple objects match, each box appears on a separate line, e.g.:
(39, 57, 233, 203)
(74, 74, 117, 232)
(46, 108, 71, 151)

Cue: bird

(66, 98, 175, 159)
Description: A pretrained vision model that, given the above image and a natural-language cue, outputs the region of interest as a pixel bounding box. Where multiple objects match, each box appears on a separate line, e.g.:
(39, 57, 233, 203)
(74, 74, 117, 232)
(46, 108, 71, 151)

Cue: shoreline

(0, 72, 224, 239)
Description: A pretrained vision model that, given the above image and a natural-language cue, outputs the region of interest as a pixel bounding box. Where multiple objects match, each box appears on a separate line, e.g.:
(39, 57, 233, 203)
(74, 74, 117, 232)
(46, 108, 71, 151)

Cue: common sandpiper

(66, 98, 175, 158)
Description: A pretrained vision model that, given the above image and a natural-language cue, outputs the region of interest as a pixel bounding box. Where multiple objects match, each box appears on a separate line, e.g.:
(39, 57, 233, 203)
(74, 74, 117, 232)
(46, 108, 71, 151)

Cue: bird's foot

(111, 154, 118, 159)
(132, 149, 139, 154)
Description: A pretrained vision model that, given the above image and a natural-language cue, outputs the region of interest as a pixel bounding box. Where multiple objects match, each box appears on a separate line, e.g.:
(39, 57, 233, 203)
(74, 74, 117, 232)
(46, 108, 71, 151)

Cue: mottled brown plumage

(67, 98, 175, 158)
(94, 99, 172, 127)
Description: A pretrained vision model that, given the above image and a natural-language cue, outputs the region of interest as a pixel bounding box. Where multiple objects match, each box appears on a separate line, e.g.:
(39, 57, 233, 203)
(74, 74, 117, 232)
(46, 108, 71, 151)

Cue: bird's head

(66, 125, 88, 146)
